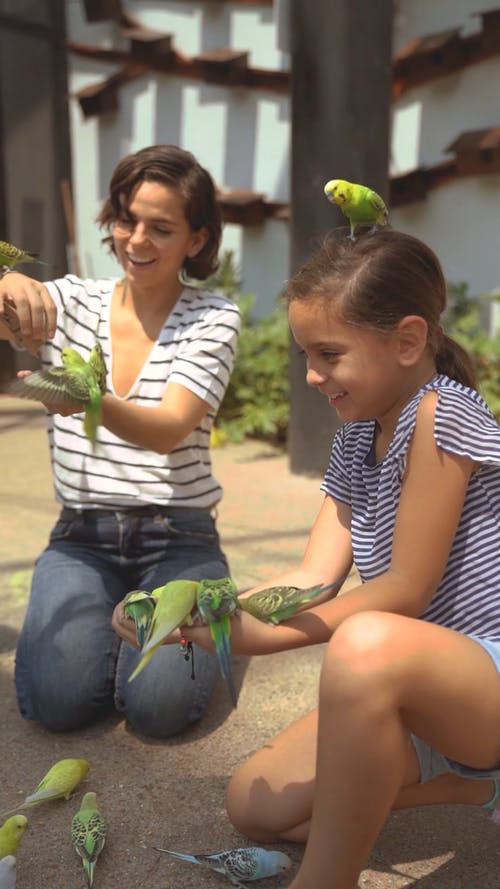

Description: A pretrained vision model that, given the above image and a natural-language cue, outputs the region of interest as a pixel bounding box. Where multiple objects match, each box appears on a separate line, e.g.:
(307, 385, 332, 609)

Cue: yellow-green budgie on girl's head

(324, 178, 389, 239)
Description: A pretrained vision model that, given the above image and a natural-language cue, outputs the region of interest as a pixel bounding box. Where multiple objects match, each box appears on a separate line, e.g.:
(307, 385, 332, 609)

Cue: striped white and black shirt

(322, 375, 500, 641)
(39, 275, 241, 509)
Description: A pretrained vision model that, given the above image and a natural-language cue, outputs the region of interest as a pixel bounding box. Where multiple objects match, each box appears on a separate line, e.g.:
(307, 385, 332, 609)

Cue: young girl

(151, 228, 499, 888)
(0, 144, 240, 739)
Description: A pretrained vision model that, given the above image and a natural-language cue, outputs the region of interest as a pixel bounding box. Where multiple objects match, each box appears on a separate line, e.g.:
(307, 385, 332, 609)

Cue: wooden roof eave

(67, 40, 289, 94)
(393, 26, 500, 98)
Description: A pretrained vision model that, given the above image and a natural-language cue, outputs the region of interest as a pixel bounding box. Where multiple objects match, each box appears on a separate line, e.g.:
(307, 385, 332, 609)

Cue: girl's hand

(180, 609, 285, 657)
(0, 273, 56, 353)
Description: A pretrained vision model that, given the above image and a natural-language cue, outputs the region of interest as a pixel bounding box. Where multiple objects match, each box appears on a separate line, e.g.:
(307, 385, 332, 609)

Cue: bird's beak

(324, 182, 339, 205)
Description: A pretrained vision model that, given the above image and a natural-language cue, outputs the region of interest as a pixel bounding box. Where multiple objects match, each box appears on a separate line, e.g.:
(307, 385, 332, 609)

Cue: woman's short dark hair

(97, 144, 221, 280)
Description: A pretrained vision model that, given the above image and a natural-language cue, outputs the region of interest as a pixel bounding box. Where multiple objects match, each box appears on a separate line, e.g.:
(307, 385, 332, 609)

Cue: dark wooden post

(288, 0, 393, 475)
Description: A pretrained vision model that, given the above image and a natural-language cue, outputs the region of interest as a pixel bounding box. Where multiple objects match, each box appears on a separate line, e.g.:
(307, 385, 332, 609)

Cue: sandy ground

(1, 398, 500, 888)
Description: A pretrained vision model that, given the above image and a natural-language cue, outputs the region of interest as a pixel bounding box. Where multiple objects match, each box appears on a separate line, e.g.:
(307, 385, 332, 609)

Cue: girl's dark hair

(97, 144, 221, 279)
(287, 228, 477, 389)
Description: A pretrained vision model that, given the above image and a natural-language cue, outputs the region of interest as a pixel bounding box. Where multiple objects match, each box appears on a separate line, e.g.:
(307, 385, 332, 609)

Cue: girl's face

(289, 296, 411, 427)
(112, 180, 207, 290)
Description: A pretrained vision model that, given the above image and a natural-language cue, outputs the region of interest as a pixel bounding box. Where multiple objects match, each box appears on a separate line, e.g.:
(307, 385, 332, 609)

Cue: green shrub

(216, 293, 290, 445)
(445, 283, 500, 420)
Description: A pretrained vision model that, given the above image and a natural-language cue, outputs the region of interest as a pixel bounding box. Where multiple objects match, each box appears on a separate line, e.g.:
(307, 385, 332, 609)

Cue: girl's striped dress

(322, 375, 500, 641)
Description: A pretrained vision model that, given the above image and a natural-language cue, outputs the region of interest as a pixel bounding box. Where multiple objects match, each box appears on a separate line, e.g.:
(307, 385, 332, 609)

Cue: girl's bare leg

(228, 643, 498, 846)
(282, 612, 500, 889)
(227, 713, 496, 845)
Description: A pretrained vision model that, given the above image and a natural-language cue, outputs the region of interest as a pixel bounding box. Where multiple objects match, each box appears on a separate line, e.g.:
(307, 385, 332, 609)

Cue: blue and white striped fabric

(38, 275, 240, 509)
(321, 375, 500, 640)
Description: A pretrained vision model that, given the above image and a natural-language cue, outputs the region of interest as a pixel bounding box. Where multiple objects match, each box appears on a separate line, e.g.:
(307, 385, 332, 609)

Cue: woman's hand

(0, 273, 56, 353)
(111, 600, 140, 648)
(111, 597, 213, 651)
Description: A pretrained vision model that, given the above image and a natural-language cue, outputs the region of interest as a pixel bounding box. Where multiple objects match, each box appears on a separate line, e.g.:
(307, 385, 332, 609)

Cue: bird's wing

(7, 368, 89, 405)
(368, 191, 388, 216)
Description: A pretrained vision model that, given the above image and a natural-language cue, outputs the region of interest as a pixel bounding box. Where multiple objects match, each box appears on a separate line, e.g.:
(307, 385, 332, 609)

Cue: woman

(0, 144, 240, 738)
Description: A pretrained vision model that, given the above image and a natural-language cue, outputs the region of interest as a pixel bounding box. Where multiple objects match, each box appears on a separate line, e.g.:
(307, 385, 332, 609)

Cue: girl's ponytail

(435, 332, 477, 389)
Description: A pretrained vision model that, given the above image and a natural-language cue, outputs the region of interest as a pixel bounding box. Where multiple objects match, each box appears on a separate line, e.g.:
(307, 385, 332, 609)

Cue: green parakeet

(154, 844, 292, 885)
(196, 576, 239, 708)
(128, 579, 199, 681)
(324, 179, 389, 239)
(238, 582, 335, 624)
(0, 854, 16, 888)
(0, 817, 27, 859)
(7, 342, 107, 447)
(71, 792, 106, 889)
(0, 240, 38, 270)
(0, 759, 89, 818)
(123, 589, 157, 648)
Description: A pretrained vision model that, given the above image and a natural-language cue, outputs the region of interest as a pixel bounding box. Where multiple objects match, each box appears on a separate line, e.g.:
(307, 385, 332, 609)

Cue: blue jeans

(15, 505, 229, 738)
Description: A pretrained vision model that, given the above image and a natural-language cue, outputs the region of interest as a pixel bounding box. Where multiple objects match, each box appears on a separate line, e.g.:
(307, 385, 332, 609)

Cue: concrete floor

(1, 397, 499, 888)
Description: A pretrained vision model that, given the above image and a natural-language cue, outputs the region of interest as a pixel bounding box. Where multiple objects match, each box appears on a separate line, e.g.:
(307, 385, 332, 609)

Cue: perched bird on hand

(7, 342, 107, 447)
(0, 759, 89, 818)
(154, 844, 292, 887)
(324, 179, 388, 239)
(0, 818, 27, 860)
(128, 579, 199, 681)
(238, 581, 336, 624)
(71, 792, 106, 889)
(196, 576, 239, 708)
(0, 855, 16, 889)
(0, 240, 39, 271)
(123, 589, 157, 648)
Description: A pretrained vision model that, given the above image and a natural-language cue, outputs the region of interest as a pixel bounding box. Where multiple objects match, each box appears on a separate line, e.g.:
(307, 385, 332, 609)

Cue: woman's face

(112, 180, 207, 290)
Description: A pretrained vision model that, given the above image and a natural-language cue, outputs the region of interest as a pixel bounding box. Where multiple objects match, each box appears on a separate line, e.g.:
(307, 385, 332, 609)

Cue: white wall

(66, 0, 500, 324)
(391, 0, 500, 328)
(66, 0, 290, 313)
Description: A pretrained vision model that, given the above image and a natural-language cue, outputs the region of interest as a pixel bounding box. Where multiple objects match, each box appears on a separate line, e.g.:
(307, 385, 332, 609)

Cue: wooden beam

(288, 0, 393, 475)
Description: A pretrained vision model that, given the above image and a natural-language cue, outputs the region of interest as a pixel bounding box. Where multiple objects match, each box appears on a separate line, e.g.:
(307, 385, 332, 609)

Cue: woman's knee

(16, 676, 112, 732)
(117, 643, 218, 738)
(15, 640, 114, 731)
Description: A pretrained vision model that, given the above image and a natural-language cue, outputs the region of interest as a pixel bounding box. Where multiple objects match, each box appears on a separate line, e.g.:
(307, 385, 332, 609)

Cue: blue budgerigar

(0, 854, 16, 889)
(196, 576, 239, 708)
(154, 844, 292, 887)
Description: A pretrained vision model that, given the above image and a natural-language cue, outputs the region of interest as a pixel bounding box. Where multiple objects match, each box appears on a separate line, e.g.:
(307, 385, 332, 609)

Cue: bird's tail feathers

(83, 857, 96, 887)
(211, 618, 238, 708)
(154, 847, 199, 864)
(0, 805, 22, 819)
(127, 648, 155, 682)
(83, 389, 102, 448)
